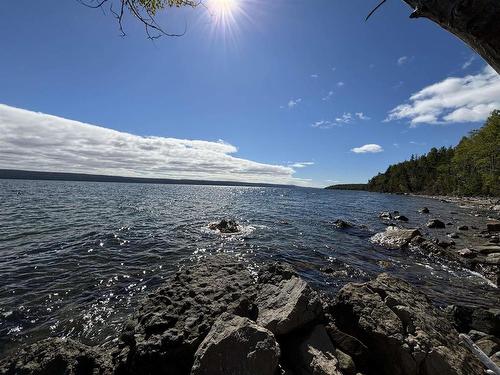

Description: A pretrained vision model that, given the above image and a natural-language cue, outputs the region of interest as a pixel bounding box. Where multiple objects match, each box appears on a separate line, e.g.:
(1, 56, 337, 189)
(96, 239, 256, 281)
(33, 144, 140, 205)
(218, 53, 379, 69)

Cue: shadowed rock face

(332, 273, 484, 375)
(0, 338, 112, 375)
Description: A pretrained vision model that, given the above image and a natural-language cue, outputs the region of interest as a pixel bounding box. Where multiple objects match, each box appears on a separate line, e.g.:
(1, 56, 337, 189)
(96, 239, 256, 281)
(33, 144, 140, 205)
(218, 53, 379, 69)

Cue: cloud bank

(387, 66, 500, 126)
(0, 104, 310, 185)
(351, 144, 383, 154)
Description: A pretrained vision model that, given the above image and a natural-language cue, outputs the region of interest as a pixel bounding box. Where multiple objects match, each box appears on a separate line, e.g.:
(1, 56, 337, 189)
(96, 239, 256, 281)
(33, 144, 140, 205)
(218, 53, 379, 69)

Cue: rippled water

(0, 179, 498, 357)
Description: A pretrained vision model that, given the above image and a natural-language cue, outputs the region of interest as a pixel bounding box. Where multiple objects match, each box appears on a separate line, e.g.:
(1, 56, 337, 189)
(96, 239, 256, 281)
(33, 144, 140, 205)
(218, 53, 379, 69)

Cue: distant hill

(367, 110, 499, 196)
(0, 169, 295, 189)
(326, 110, 499, 197)
(325, 183, 368, 191)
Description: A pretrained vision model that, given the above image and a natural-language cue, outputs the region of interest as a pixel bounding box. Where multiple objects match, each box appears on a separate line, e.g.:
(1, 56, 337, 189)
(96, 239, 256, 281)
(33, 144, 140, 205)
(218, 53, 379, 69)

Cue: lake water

(0, 179, 498, 357)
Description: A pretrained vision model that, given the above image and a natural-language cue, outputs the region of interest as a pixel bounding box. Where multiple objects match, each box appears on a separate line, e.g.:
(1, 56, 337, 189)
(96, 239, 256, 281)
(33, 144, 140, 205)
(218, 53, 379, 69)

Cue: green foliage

(368, 110, 500, 196)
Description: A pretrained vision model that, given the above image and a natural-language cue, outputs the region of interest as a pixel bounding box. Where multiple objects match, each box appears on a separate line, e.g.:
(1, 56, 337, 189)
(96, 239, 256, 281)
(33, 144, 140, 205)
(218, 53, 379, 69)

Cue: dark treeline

(367, 110, 500, 197)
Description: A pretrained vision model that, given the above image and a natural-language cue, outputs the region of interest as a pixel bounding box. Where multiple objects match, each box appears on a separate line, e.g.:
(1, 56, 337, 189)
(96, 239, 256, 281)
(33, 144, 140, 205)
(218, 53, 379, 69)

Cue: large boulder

(191, 314, 280, 375)
(332, 273, 484, 375)
(370, 226, 421, 249)
(283, 325, 343, 375)
(0, 338, 112, 375)
(113, 255, 258, 374)
(257, 276, 323, 336)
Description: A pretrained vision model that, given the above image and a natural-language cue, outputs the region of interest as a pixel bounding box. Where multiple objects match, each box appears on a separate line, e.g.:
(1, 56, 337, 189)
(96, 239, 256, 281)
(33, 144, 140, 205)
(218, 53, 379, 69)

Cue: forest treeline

(367, 110, 499, 197)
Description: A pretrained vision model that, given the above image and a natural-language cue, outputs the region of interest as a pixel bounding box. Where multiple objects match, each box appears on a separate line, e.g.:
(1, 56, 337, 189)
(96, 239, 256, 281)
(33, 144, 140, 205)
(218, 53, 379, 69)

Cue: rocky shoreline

(1, 253, 499, 375)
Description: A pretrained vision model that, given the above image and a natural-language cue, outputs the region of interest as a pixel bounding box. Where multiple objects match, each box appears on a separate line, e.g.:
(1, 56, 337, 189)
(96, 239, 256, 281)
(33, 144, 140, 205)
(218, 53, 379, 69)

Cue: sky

(0, 0, 499, 187)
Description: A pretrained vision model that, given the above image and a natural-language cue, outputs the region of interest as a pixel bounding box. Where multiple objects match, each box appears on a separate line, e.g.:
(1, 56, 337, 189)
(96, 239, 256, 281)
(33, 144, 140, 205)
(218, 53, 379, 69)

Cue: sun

(206, 0, 243, 29)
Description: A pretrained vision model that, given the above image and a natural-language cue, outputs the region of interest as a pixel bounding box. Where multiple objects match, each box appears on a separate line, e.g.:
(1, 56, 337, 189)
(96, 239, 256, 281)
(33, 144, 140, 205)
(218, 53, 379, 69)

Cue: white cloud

(409, 141, 427, 146)
(351, 144, 384, 154)
(397, 56, 408, 66)
(310, 74, 319, 79)
(322, 91, 334, 101)
(337, 81, 345, 87)
(289, 161, 315, 168)
(331, 67, 337, 72)
(0, 104, 311, 186)
(287, 98, 302, 109)
(311, 112, 369, 130)
(355, 112, 370, 120)
(462, 56, 475, 70)
(386, 66, 500, 126)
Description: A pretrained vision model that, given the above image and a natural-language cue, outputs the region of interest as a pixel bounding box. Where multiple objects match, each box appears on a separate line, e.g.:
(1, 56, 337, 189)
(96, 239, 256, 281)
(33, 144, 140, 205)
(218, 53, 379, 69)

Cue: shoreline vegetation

(327, 111, 500, 198)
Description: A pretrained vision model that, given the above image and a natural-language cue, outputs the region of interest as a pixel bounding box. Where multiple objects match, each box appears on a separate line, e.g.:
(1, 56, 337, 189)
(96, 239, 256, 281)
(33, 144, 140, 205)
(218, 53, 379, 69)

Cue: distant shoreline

(0, 169, 296, 189)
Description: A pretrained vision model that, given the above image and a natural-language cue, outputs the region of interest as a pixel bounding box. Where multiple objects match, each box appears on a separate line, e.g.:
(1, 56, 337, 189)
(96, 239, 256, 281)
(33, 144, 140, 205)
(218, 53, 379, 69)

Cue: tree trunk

(401, 0, 500, 74)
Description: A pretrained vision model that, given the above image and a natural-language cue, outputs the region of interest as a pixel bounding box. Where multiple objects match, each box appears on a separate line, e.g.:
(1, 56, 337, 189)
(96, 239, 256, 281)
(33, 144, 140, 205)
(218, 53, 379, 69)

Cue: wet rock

(468, 330, 488, 342)
(257, 276, 323, 336)
(191, 314, 280, 375)
(113, 255, 258, 374)
(419, 207, 430, 214)
(377, 260, 394, 269)
(394, 215, 409, 222)
(283, 324, 343, 375)
(378, 212, 392, 220)
(475, 336, 500, 357)
(490, 236, 500, 244)
(333, 273, 484, 375)
(208, 219, 239, 233)
(370, 226, 421, 249)
(427, 219, 446, 229)
(446, 305, 500, 337)
(487, 221, 500, 232)
(448, 232, 459, 239)
(458, 225, 469, 231)
(0, 338, 112, 375)
(333, 219, 353, 229)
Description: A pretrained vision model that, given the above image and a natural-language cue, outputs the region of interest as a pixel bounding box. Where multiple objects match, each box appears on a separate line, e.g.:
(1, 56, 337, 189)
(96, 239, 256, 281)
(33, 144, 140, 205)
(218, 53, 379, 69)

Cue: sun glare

(205, 0, 245, 36)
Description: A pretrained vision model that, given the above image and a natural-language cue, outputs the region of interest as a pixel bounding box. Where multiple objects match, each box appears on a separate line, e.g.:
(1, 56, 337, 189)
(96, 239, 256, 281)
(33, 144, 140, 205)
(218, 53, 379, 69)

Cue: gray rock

(457, 248, 477, 258)
(208, 219, 239, 233)
(0, 338, 112, 375)
(113, 254, 259, 374)
(427, 219, 446, 229)
(333, 219, 353, 229)
(284, 325, 342, 375)
(379, 212, 392, 220)
(191, 314, 280, 375)
(468, 330, 488, 342)
(458, 225, 469, 231)
(419, 207, 430, 214)
(333, 273, 484, 375)
(257, 276, 323, 336)
(448, 232, 459, 239)
(325, 324, 368, 363)
(334, 348, 356, 375)
(394, 215, 409, 222)
(370, 226, 421, 249)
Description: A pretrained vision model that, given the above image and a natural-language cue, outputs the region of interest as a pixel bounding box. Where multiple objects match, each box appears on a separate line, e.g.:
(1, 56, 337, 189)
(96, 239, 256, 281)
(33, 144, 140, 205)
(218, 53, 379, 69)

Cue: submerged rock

(191, 314, 280, 375)
(370, 226, 421, 249)
(427, 219, 446, 229)
(333, 273, 484, 375)
(208, 219, 239, 233)
(394, 215, 409, 222)
(333, 219, 353, 229)
(0, 338, 112, 375)
(419, 207, 430, 214)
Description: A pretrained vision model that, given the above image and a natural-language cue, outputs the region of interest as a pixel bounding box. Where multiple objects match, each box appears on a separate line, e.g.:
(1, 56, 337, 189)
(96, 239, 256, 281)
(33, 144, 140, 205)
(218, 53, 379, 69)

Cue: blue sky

(0, 0, 498, 187)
